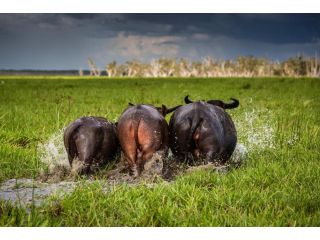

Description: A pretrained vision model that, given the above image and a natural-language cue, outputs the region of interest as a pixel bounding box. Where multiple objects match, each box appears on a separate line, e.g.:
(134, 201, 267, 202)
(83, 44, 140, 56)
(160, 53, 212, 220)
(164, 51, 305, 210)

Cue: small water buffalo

(64, 116, 119, 174)
(169, 96, 239, 165)
(117, 104, 180, 176)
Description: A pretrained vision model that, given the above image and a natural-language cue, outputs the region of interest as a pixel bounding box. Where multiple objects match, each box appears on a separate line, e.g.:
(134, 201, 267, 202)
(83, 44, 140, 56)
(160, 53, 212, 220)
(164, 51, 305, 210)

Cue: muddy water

(0, 178, 76, 207)
(0, 166, 228, 208)
(0, 146, 247, 208)
(0, 174, 165, 208)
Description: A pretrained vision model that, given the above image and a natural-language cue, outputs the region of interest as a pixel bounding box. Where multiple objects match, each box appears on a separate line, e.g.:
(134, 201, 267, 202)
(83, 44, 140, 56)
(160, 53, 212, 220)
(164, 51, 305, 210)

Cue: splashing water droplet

(235, 108, 275, 152)
(230, 143, 248, 165)
(37, 129, 70, 173)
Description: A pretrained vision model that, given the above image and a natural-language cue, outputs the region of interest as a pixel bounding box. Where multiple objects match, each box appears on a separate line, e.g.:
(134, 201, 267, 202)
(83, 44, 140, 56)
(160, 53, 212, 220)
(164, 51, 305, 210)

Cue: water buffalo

(117, 104, 180, 176)
(64, 116, 119, 174)
(169, 96, 239, 165)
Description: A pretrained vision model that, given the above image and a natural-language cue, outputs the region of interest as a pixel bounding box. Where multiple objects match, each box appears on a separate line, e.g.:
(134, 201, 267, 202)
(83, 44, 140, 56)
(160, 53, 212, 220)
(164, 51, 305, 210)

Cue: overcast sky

(0, 14, 319, 70)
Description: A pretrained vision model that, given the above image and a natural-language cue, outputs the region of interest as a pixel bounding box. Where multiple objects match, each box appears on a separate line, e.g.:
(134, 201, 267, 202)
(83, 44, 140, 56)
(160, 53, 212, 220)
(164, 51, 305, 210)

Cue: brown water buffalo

(169, 96, 239, 165)
(117, 104, 180, 176)
(64, 116, 119, 174)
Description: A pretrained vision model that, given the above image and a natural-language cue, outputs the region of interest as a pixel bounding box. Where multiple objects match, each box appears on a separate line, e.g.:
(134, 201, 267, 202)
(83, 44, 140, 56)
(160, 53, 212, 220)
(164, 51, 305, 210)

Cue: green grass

(0, 76, 319, 226)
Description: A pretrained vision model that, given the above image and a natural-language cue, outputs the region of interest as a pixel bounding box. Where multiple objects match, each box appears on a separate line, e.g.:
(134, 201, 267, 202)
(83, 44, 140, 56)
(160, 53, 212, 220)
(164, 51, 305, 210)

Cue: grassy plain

(0, 76, 319, 226)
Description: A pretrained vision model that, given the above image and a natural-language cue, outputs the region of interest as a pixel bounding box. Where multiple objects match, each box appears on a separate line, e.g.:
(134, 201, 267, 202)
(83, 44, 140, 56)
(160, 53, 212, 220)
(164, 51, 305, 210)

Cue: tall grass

(0, 76, 319, 226)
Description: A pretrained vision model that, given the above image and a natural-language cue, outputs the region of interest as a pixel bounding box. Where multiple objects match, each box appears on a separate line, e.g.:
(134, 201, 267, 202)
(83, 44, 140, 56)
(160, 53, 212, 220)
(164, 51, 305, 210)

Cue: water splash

(235, 108, 275, 152)
(37, 128, 70, 173)
(287, 133, 299, 146)
(143, 152, 164, 177)
(230, 143, 248, 166)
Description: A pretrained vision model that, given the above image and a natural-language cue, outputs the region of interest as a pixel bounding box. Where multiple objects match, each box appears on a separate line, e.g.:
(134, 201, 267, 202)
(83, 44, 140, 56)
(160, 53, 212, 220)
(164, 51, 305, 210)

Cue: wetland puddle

(0, 142, 247, 208)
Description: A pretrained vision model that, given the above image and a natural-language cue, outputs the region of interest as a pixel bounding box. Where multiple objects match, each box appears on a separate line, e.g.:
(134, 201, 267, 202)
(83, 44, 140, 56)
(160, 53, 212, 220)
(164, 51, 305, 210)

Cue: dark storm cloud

(122, 14, 320, 44)
(1, 14, 319, 41)
(62, 13, 97, 20)
(0, 14, 319, 70)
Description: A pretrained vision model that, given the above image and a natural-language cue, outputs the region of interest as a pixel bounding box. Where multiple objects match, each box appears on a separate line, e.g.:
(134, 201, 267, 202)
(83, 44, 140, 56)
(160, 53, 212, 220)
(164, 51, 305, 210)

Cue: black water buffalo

(117, 104, 180, 176)
(169, 96, 239, 165)
(64, 116, 119, 174)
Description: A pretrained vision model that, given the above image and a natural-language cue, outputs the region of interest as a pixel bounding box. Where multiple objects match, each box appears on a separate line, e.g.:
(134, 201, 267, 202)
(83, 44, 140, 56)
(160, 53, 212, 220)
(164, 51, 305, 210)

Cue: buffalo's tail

(187, 115, 203, 149)
(224, 98, 239, 109)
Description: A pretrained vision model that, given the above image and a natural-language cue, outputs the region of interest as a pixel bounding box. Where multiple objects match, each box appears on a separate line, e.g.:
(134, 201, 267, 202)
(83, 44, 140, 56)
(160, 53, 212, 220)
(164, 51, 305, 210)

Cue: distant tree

(202, 57, 216, 77)
(282, 55, 307, 76)
(106, 61, 117, 77)
(126, 60, 142, 77)
(158, 58, 176, 77)
(178, 58, 191, 77)
(117, 64, 127, 77)
(88, 58, 101, 77)
(190, 61, 203, 77)
(305, 52, 320, 77)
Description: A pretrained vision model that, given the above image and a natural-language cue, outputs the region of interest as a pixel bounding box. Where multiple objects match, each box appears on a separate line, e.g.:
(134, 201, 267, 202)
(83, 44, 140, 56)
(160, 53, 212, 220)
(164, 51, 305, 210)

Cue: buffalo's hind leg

(63, 127, 78, 167)
(220, 138, 237, 164)
(123, 151, 138, 177)
(118, 121, 139, 177)
(73, 129, 102, 175)
(65, 136, 77, 167)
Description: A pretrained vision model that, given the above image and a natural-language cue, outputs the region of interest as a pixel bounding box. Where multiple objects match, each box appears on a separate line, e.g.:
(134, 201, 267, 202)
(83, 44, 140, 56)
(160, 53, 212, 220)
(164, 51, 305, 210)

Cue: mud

(1, 142, 247, 208)
(0, 178, 76, 207)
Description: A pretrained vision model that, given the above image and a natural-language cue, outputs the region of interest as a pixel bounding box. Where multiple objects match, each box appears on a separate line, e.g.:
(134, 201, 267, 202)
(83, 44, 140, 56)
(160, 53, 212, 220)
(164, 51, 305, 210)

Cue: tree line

(85, 54, 320, 77)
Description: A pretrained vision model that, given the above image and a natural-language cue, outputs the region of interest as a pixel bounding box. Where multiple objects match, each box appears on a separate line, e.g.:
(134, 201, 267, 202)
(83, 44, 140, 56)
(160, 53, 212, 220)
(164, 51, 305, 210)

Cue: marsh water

(0, 143, 247, 208)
